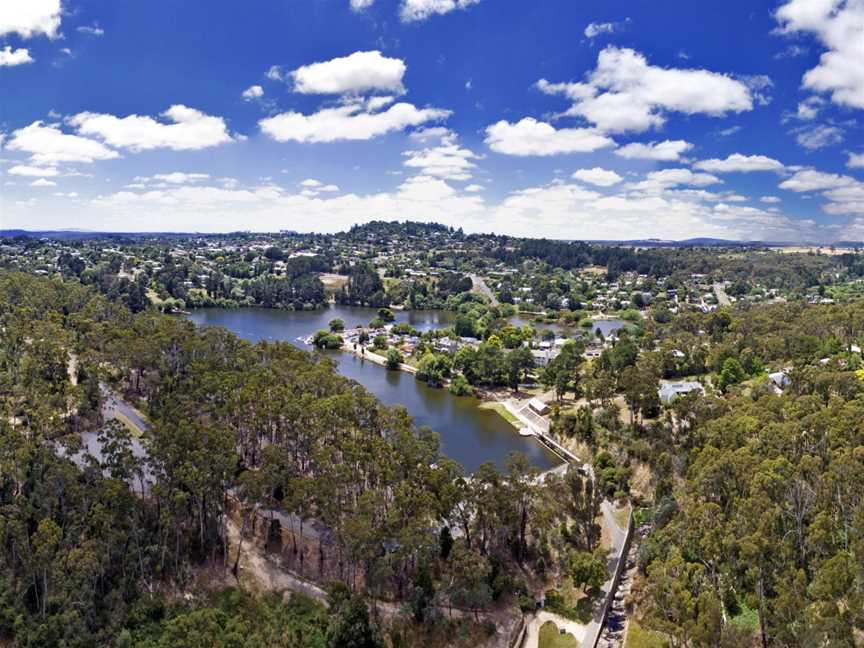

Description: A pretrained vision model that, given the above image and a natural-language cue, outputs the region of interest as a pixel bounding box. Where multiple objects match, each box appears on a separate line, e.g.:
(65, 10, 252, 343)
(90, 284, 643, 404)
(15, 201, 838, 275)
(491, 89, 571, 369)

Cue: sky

(1, 0, 863, 242)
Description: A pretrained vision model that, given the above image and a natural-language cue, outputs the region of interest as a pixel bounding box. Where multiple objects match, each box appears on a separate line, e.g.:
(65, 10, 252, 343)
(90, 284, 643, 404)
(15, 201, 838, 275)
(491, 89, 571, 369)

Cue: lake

(186, 306, 562, 472)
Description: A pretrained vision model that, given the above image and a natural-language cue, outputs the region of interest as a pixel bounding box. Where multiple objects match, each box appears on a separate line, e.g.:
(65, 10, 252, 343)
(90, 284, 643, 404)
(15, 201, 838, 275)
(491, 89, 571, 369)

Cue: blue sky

(1, 0, 863, 241)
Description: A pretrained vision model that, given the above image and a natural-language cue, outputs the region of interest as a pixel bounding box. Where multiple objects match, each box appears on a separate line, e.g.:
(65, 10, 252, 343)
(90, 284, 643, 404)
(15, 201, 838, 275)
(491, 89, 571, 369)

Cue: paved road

(100, 385, 149, 436)
(469, 273, 499, 306)
(581, 503, 630, 647)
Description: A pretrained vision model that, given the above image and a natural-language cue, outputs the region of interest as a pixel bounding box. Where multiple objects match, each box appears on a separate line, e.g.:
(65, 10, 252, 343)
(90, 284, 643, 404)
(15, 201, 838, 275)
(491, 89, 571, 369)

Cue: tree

(326, 596, 383, 648)
(329, 318, 345, 333)
(385, 347, 403, 369)
(718, 357, 746, 392)
(448, 545, 492, 621)
(568, 549, 607, 595)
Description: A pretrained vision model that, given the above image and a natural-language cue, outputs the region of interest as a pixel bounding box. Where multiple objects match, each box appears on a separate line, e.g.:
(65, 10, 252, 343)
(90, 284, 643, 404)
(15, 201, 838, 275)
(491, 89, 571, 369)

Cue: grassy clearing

(539, 621, 580, 648)
(612, 503, 632, 529)
(624, 620, 669, 648)
(478, 401, 521, 428)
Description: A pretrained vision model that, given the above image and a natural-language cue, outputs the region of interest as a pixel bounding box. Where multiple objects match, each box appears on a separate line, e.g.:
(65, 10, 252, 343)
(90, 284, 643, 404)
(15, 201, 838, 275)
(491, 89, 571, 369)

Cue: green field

(539, 621, 579, 648)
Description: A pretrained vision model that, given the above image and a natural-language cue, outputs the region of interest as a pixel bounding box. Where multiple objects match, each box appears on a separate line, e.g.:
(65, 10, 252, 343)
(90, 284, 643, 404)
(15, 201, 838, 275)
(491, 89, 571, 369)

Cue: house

(658, 381, 704, 405)
(768, 371, 790, 390)
(528, 398, 550, 415)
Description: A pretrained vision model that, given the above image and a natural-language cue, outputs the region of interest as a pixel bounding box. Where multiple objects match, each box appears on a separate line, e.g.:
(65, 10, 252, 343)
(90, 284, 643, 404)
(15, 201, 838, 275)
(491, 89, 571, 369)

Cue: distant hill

(2, 226, 862, 249)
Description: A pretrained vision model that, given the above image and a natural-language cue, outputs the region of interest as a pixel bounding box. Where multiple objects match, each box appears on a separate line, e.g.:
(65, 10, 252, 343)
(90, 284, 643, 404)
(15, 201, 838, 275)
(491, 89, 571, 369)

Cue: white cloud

(572, 167, 622, 187)
(847, 152, 864, 168)
(633, 168, 722, 191)
(794, 123, 843, 150)
(0, 0, 61, 39)
(350, 0, 375, 10)
(76, 24, 104, 36)
(299, 178, 340, 194)
(464, 184, 484, 192)
(775, 0, 864, 109)
(694, 153, 785, 173)
(242, 85, 264, 100)
(266, 65, 284, 81)
(0, 46, 33, 66)
(779, 169, 864, 217)
(760, 196, 782, 203)
(400, 0, 480, 22)
(403, 132, 479, 180)
(290, 51, 406, 95)
(31, 178, 56, 187)
(537, 47, 753, 133)
(6, 121, 120, 165)
(68, 105, 235, 151)
(584, 22, 616, 39)
(260, 100, 450, 143)
(484, 118, 615, 156)
(151, 172, 210, 184)
(779, 169, 855, 192)
(614, 139, 693, 161)
(8, 164, 59, 177)
(796, 96, 825, 120)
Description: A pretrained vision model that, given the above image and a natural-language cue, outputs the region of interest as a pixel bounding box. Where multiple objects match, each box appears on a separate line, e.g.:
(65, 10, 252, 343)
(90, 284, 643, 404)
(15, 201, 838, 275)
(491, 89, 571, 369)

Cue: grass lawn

(612, 503, 632, 530)
(478, 402, 521, 428)
(538, 621, 580, 648)
(624, 620, 669, 648)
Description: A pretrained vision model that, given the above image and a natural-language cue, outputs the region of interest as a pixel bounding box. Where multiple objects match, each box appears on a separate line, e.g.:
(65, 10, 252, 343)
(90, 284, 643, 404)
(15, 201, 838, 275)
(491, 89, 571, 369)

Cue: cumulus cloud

(0, 46, 33, 66)
(537, 47, 753, 133)
(0, 0, 61, 39)
(31, 178, 57, 187)
(780, 169, 864, 217)
(761, 196, 782, 203)
(632, 168, 722, 192)
(775, 0, 864, 109)
(849, 152, 864, 168)
(290, 51, 406, 95)
(6, 121, 120, 165)
(400, 0, 480, 22)
(779, 169, 855, 192)
(693, 153, 785, 173)
(796, 96, 825, 120)
(68, 105, 235, 151)
(350, 0, 375, 10)
(614, 140, 693, 161)
(572, 167, 622, 187)
(260, 100, 450, 143)
(242, 85, 264, 100)
(484, 118, 615, 156)
(403, 131, 479, 181)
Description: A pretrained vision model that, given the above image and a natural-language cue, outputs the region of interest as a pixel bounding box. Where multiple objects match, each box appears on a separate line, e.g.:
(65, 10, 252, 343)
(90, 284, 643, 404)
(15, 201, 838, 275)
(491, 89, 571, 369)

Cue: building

(528, 398, 550, 415)
(658, 381, 704, 405)
(769, 371, 790, 390)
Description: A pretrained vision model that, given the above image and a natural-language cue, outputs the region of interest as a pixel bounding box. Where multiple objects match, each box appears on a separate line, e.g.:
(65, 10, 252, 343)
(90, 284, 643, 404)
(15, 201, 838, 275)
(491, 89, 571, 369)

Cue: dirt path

(226, 519, 329, 603)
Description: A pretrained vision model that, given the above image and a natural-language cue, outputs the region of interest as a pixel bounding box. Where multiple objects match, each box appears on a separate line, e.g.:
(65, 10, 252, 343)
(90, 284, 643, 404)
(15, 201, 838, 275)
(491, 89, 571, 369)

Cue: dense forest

(0, 272, 598, 647)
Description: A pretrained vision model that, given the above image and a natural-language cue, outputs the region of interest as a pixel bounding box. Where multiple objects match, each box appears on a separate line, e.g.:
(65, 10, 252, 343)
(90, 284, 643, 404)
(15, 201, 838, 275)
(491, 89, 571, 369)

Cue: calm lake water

(186, 306, 561, 472)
